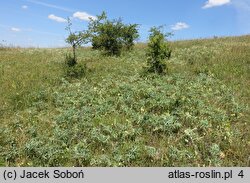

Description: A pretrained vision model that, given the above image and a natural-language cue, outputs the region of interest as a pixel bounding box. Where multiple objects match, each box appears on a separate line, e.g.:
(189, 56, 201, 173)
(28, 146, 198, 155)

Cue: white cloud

(11, 27, 21, 32)
(27, 0, 73, 12)
(203, 0, 231, 9)
(73, 11, 97, 21)
(22, 5, 28, 9)
(48, 14, 67, 23)
(171, 22, 190, 31)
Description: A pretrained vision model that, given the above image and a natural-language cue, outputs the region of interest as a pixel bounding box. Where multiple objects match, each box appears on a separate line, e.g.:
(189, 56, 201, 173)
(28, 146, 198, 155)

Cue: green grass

(0, 35, 249, 167)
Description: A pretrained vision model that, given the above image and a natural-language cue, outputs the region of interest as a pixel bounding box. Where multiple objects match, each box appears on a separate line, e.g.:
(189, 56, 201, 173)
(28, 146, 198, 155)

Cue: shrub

(65, 53, 77, 67)
(145, 27, 172, 74)
(87, 12, 139, 56)
(64, 54, 86, 79)
(65, 63, 86, 79)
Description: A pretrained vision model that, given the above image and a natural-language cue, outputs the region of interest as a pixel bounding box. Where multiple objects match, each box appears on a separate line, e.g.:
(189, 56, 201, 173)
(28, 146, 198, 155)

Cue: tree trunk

(73, 45, 76, 61)
(73, 44, 77, 65)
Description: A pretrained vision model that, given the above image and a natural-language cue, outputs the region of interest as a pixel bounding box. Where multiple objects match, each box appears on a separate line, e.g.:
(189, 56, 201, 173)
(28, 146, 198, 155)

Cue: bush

(65, 64, 86, 79)
(88, 12, 139, 56)
(65, 53, 77, 67)
(64, 54, 86, 79)
(145, 27, 172, 74)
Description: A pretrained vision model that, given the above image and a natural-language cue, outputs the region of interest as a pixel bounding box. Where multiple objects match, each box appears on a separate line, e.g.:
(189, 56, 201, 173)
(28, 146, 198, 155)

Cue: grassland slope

(0, 35, 249, 166)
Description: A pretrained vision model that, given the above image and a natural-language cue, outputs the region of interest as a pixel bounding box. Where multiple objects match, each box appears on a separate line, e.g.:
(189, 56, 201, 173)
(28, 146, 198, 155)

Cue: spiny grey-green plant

(0, 35, 249, 167)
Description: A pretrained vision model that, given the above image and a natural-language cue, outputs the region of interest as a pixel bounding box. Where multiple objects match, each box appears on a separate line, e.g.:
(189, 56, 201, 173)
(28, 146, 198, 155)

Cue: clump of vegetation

(64, 53, 77, 67)
(87, 12, 139, 56)
(64, 55, 86, 78)
(145, 27, 172, 74)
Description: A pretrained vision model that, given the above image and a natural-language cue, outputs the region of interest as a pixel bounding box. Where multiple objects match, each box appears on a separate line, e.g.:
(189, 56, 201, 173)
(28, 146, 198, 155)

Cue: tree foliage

(87, 12, 139, 56)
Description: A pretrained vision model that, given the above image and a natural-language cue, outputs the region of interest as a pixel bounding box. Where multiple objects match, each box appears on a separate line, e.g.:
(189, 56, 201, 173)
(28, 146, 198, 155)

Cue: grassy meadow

(0, 35, 249, 167)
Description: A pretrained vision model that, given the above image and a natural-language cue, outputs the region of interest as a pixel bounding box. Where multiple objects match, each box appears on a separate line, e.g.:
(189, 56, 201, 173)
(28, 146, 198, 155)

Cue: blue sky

(0, 0, 249, 47)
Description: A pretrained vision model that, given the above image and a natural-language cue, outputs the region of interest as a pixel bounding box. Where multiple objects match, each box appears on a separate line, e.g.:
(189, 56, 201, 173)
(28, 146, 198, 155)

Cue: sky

(0, 0, 249, 47)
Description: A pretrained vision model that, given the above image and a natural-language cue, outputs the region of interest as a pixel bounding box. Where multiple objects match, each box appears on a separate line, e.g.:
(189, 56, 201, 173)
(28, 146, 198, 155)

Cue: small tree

(87, 12, 139, 56)
(65, 18, 89, 66)
(146, 27, 172, 74)
(64, 18, 88, 79)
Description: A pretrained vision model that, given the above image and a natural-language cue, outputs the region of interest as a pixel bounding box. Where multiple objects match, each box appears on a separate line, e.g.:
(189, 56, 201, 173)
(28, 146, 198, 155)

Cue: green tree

(146, 27, 172, 74)
(87, 12, 139, 56)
